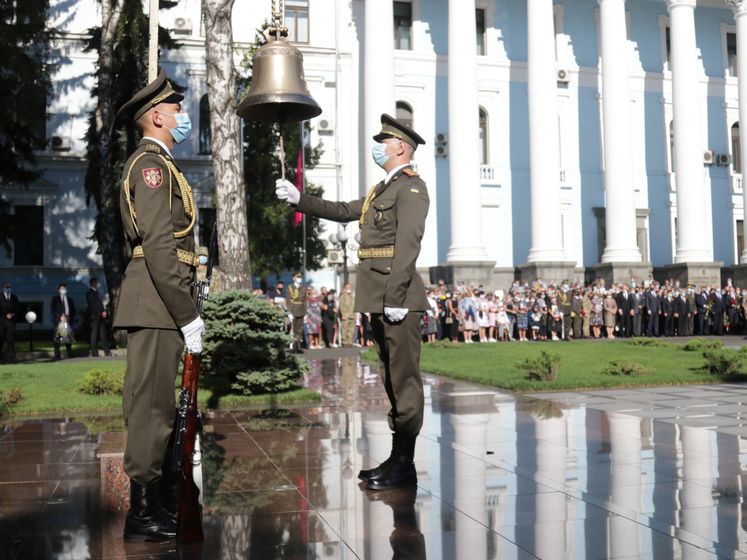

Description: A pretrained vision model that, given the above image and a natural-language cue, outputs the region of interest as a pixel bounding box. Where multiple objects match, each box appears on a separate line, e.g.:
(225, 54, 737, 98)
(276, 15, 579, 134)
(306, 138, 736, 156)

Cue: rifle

(171, 223, 218, 543)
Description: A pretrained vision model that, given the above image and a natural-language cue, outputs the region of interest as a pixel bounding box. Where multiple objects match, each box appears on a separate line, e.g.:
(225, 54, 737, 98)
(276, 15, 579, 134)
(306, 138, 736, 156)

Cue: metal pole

(148, 0, 159, 82)
(301, 121, 307, 284)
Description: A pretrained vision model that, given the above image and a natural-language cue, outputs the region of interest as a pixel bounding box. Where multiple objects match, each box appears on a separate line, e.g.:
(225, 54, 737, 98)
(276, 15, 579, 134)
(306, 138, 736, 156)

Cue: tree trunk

(96, 0, 126, 310)
(203, 0, 252, 289)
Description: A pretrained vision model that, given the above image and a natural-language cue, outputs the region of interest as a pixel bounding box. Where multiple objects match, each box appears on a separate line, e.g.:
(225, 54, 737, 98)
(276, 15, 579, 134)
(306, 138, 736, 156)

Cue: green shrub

(626, 338, 670, 348)
(604, 360, 652, 376)
(702, 350, 742, 377)
(517, 351, 560, 382)
(0, 387, 23, 415)
(78, 368, 125, 395)
(201, 290, 306, 397)
(683, 338, 723, 352)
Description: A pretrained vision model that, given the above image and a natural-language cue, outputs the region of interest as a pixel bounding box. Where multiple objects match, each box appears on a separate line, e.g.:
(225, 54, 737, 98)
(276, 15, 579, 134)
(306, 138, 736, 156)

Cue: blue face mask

(371, 142, 389, 168)
(162, 111, 192, 144)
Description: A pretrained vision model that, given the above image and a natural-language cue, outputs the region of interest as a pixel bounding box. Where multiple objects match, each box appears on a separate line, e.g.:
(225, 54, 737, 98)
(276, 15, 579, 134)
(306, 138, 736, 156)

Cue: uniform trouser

(572, 317, 583, 338)
(371, 312, 424, 437)
(0, 319, 15, 357)
(90, 317, 110, 353)
(341, 318, 356, 345)
(122, 328, 183, 484)
(292, 316, 304, 346)
(688, 315, 695, 336)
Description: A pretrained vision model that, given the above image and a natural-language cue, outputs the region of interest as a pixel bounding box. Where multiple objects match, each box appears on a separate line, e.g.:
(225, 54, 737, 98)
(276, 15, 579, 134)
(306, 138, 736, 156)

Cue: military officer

(276, 114, 428, 491)
(113, 70, 204, 542)
(286, 272, 307, 352)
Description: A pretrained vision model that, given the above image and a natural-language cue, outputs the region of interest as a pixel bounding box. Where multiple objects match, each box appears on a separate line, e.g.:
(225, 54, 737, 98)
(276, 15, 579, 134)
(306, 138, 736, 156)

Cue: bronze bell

(237, 35, 322, 123)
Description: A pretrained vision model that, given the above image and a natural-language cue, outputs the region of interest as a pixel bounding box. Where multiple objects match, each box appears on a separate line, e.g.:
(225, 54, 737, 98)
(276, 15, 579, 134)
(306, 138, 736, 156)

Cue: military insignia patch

(142, 167, 163, 189)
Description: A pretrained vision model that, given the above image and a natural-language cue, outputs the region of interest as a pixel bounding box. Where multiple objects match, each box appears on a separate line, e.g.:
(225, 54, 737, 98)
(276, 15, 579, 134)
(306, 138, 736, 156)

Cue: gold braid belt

(358, 246, 395, 259)
(132, 245, 200, 267)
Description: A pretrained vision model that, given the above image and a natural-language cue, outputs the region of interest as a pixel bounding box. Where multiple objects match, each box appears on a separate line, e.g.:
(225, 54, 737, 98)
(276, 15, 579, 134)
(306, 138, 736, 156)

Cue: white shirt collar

(142, 136, 172, 157)
(384, 162, 411, 185)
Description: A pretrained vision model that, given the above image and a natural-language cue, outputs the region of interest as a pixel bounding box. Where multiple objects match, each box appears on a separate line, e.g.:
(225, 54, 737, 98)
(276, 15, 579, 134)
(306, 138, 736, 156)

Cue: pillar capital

(727, 0, 747, 17)
(665, 0, 696, 10)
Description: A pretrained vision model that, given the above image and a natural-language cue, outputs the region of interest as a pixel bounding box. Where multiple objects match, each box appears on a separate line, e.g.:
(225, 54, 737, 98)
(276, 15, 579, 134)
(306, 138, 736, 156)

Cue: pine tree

(83, 0, 179, 310)
(0, 0, 52, 255)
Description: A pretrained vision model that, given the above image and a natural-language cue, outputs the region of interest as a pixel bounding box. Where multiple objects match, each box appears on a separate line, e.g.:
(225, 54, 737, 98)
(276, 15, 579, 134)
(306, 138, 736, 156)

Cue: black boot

(124, 479, 177, 542)
(366, 434, 417, 491)
(358, 433, 395, 481)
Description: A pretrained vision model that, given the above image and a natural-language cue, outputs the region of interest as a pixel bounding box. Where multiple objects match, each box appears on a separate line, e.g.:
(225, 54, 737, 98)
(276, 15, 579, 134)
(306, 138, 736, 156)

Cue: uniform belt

(132, 245, 200, 267)
(358, 246, 395, 259)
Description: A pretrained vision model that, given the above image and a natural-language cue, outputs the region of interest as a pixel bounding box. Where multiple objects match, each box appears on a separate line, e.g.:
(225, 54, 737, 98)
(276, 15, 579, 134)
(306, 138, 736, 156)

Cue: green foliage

(702, 350, 743, 377)
(0, 0, 53, 255)
(625, 338, 671, 348)
(517, 398, 564, 419)
(78, 367, 125, 395)
(428, 339, 461, 349)
(201, 290, 307, 397)
(517, 351, 560, 382)
(683, 338, 723, 352)
(0, 387, 23, 415)
(238, 35, 328, 281)
(604, 360, 652, 377)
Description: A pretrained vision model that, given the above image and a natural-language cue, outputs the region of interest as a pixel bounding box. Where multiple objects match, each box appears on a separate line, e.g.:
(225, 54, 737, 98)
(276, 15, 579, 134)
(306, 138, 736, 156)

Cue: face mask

(345, 289, 352, 294)
(294, 279, 301, 287)
(199, 255, 208, 266)
(162, 111, 192, 144)
(59, 288, 67, 296)
(371, 142, 389, 168)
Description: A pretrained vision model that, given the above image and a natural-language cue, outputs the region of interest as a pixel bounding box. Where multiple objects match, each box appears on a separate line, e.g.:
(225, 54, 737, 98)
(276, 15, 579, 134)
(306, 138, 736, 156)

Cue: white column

(667, 0, 710, 262)
(364, 0, 395, 190)
(526, 0, 566, 262)
(532, 414, 567, 559)
(729, 1, 747, 263)
(446, 0, 489, 262)
(608, 413, 642, 558)
(599, 0, 642, 263)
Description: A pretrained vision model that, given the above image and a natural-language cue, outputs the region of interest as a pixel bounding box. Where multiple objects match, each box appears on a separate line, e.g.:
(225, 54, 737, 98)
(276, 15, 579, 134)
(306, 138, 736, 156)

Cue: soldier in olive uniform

(286, 272, 307, 352)
(339, 283, 356, 346)
(113, 70, 205, 542)
(276, 114, 428, 491)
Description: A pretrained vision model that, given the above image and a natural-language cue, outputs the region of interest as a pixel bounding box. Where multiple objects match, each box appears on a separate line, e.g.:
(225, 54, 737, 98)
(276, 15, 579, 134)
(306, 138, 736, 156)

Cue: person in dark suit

(644, 286, 659, 337)
(660, 291, 674, 337)
(710, 290, 725, 335)
(0, 282, 18, 360)
(631, 288, 643, 337)
(51, 283, 76, 359)
(725, 289, 738, 334)
(695, 288, 709, 335)
(615, 287, 631, 337)
(673, 291, 689, 336)
(87, 277, 111, 356)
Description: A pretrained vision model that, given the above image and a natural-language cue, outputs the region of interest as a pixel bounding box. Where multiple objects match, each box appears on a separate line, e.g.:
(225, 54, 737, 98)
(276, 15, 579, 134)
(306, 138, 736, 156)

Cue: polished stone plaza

(2, 349, 747, 559)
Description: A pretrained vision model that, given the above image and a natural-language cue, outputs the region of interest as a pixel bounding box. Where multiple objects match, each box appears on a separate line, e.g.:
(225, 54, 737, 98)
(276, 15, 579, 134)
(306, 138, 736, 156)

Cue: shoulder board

(402, 167, 419, 177)
(144, 143, 162, 154)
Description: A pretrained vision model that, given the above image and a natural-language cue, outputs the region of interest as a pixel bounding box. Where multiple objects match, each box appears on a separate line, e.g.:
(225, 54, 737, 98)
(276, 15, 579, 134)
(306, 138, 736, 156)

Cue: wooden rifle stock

(174, 352, 204, 543)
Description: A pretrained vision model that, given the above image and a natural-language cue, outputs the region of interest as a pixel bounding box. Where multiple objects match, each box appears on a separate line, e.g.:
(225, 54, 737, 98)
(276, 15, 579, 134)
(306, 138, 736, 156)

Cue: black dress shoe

(124, 478, 177, 542)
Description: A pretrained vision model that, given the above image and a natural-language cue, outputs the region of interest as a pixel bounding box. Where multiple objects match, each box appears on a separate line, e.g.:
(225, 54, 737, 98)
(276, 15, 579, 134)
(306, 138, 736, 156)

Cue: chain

(270, 0, 287, 39)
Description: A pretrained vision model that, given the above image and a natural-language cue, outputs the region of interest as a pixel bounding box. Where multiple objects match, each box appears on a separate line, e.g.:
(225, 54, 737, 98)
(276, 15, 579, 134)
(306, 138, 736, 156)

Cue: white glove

(384, 306, 409, 322)
(181, 316, 205, 353)
(275, 178, 300, 205)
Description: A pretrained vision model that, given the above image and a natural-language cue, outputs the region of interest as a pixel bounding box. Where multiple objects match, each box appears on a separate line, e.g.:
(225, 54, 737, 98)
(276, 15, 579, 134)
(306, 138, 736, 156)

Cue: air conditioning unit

(172, 17, 193, 35)
(703, 150, 715, 165)
(327, 250, 344, 265)
(435, 132, 448, 144)
(50, 135, 71, 152)
(435, 145, 448, 158)
(556, 68, 571, 83)
(317, 118, 334, 134)
(717, 153, 732, 167)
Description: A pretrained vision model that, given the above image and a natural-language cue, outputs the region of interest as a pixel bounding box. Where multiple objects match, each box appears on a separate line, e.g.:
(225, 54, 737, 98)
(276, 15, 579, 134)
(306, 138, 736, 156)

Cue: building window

(733, 122, 741, 174)
(199, 94, 211, 155)
(727, 32, 738, 77)
(665, 26, 671, 69)
(669, 119, 675, 173)
(479, 108, 488, 165)
(286, 0, 309, 44)
(13, 205, 43, 266)
(738, 220, 745, 262)
(394, 2, 412, 50)
(476, 8, 486, 56)
(396, 101, 413, 129)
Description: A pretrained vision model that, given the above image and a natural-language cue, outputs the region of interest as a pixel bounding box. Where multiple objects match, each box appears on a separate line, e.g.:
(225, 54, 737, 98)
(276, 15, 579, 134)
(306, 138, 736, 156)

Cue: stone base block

(654, 262, 724, 288)
(517, 261, 580, 285)
(490, 268, 517, 292)
(591, 262, 652, 287)
(446, 261, 498, 290)
(723, 264, 747, 288)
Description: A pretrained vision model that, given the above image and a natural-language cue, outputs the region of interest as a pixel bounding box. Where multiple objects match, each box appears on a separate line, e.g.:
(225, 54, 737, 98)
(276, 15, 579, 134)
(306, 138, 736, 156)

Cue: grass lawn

(0, 359, 320, 418)
(368, 339, 747, 392)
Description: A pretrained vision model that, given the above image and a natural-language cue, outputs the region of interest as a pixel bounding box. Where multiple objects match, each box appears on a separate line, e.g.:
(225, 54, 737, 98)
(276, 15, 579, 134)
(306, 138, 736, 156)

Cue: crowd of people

(259, 275, 747, 349)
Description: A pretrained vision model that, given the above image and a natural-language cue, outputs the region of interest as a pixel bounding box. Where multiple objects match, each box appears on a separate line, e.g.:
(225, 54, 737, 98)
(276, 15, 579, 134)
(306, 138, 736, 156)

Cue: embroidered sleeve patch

(142, 167, 163, 189)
